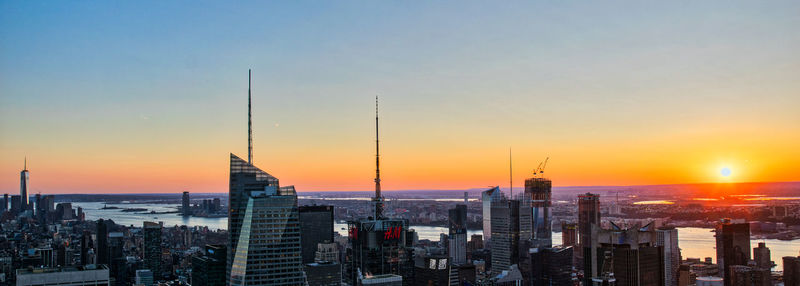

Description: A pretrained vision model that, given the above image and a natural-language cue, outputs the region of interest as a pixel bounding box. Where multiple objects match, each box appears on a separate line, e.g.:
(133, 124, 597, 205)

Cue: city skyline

(3, 1, 800, 194)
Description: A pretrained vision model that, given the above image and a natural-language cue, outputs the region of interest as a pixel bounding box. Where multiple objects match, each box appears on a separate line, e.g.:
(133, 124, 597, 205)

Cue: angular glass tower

(227, 154, 304, 286)
(226, 70, 305, 285)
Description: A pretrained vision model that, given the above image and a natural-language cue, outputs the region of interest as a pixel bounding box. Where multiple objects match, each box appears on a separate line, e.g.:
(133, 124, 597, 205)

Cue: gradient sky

(2, 1, 799, 194)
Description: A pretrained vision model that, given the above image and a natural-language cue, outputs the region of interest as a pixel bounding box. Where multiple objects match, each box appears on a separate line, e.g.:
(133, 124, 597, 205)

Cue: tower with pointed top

(20, 158, 29, 211)
(226, 70, 305, 286)
(372, 96, 383, 219)
(345, 98, 412, 285)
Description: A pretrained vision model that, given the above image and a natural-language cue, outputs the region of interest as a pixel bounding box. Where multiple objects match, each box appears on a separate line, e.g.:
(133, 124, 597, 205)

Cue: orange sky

(2, 1, 800, 194)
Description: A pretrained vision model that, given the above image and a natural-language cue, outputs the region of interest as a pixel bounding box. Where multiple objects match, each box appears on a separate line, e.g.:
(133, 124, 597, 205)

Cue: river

(74, 202, 798, 270)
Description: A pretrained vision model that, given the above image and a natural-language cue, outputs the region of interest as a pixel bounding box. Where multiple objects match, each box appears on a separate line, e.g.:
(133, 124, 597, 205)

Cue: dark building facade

(716, 220, 750, 286)
(96, 219, 109, 266)
(192, 245, 227, 286)
(413, 255, 450, 286)
(182, 191, 190, 216)
(579, 193, 601, 285)
(562, 222, 577, 247)
(299, 205, 335, 264)
(143, 221, 162, 280)
(521, 246, 574, 286)
(490, 198, 520, 276)
(784, 256, 800, 286)
(305, 261, 341, 286)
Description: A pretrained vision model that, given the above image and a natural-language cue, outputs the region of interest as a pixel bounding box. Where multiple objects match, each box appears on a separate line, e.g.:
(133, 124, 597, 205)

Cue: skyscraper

(481, 186, 502, 242)
(96, 219, 109, 265)
(715, 219, 750, 286)
(20, 158, 30, 211)
(143, 221, 162, 280)
(182, 191, 190, 216)
(80, 231, 91, 266)
(753, 242, 771, 270)
(345, 98, 412, 285)
(227, 70, 305, 285)
(579, 192, 601, 285)
(448, 204, 468, 265)
(299, 205, 335, 264)
(657, 226, 680, 286)
(490, 197, 520, 276)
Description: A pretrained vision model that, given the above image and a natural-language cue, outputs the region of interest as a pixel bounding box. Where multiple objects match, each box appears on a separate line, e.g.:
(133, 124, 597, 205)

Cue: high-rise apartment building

(448, 204, 468, 265)
(143, 221, 162, 280)
(182, 191, 190, 216)
(657, 226, 680, 286)
(299, 205, 335, 264)
(715, 219, 750, 286)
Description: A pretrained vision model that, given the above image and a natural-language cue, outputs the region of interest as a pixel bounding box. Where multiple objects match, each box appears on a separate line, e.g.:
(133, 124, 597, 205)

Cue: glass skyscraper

(227, 154, 305, 286)
(481, 186, 502, 242)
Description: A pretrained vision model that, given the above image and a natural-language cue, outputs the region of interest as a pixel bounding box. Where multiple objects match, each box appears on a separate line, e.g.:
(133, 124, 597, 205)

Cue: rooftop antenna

(373, 96, 383, 219)
(509, 147, 513, 198)
(248, 69, 253, 164)
(24, 157, 27, 171)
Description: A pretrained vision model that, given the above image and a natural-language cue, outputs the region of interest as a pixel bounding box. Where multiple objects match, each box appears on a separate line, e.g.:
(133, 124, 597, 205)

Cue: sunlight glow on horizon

(2, 1, 800, 193)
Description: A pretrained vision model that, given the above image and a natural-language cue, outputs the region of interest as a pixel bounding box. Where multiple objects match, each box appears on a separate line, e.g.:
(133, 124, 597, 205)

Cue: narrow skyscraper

(182, 191, 190, 216)
(448, 204, 468, 265)
(20, 158, 30, 211)
(143, 221, 162, 280)
(481, 186, 502, 242)
(578, 193, 601, 285)
(657, 226, 680, 286)
(716, 219, 750, 286)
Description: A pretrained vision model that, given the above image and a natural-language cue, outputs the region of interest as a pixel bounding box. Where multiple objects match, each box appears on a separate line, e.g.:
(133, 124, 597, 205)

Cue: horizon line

(18, 180, 800, 195)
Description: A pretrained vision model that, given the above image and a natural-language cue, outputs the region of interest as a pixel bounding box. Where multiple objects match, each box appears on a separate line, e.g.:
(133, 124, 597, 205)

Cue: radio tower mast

(247, 69, 253, 164)
(372, 96, 383, 219)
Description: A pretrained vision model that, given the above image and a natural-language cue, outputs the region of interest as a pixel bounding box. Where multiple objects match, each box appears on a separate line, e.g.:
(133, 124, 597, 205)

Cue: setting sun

(720, 167, 732, 177)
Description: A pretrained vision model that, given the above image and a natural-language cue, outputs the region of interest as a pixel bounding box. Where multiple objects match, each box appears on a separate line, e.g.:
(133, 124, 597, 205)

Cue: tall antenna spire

(248, 69, 253, 164)
(373, 96, 383, 219)
(24, 157, 27, 170)
(509, 147, 513, 198)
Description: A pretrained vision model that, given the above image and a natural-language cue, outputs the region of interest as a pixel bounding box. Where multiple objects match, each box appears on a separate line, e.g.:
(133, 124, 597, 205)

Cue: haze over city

(2, 1, 800, 194)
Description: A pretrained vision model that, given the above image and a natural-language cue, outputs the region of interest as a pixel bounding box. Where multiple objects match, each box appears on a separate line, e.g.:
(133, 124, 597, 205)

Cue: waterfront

(74, 202, 798, 270)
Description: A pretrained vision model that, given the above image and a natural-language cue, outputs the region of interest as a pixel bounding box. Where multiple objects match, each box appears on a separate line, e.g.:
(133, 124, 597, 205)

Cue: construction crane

(532, 157, 550, 176)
